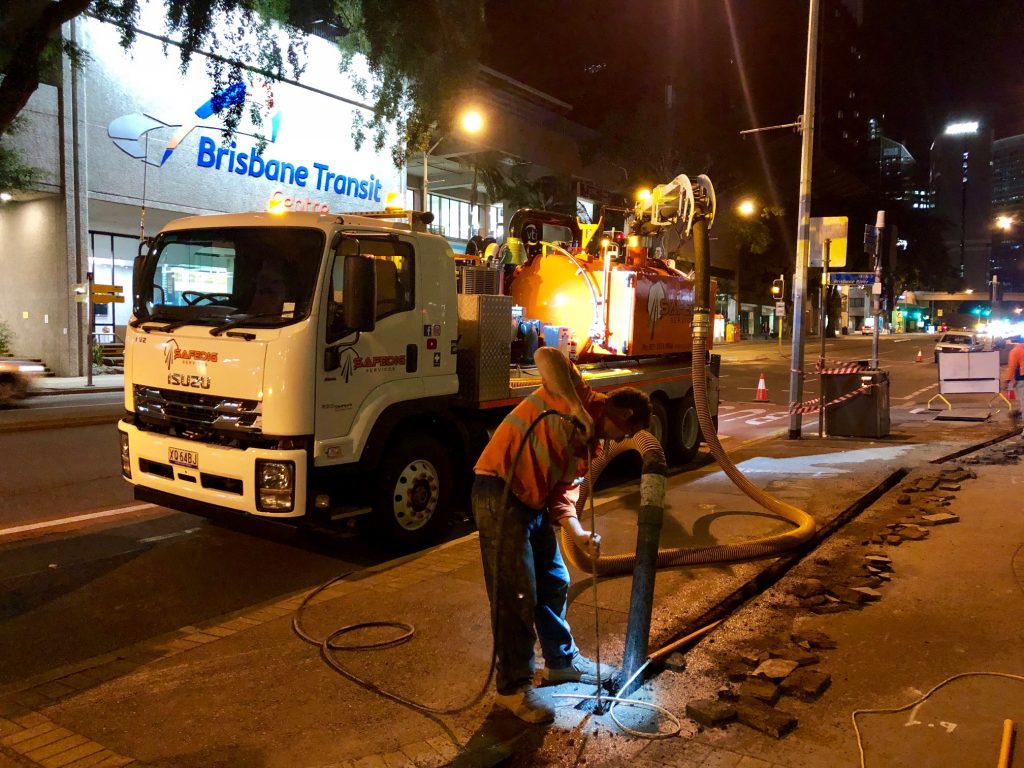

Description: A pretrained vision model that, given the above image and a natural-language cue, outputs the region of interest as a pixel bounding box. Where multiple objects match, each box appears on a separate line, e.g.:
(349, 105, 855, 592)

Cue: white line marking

(138, 527, 201, 544)
(895, 384, 938, 401)
(0, 503, 159, 538)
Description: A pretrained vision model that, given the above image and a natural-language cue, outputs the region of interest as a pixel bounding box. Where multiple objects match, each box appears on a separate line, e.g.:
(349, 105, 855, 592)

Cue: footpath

(1, 391, 1023, 767)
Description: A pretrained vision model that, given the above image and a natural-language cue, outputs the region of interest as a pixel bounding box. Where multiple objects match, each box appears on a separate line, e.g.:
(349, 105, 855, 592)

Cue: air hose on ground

(292, 409, 581, 717)
(558, 213, 816, 575)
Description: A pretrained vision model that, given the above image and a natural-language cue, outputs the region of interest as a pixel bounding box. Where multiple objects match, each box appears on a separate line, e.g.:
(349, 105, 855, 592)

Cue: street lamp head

(736, 198, 757, 217)
(460, 108, 484, 135)
(996, 215, 1015, 232)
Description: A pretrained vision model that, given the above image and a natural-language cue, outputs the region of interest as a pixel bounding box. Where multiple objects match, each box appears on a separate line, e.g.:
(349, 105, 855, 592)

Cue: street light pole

(421, 136, 444, 212)
(787, 0, 821, 440)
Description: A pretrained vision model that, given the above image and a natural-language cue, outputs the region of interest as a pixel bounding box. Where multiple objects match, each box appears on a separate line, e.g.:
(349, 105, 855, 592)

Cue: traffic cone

(755, 372, 769, 402)
(915, 349, 923, 363)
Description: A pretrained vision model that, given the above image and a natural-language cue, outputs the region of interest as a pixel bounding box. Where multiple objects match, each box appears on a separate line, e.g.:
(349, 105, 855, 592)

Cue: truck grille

(134, 385, 262, 433)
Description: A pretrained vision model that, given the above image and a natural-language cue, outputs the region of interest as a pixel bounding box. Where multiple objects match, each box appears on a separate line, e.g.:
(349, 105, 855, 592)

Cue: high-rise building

(929, 120, 994, 290)
(992, 134, 1024, 291)
(866, 129, 933, 209)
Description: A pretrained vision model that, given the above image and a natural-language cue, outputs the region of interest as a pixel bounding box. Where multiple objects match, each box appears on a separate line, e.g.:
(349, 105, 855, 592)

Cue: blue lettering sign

(195, 139, 383, 204)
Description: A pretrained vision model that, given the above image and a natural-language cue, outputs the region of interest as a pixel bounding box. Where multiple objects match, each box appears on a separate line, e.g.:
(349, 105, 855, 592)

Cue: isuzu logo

(168, 373, 212, 389)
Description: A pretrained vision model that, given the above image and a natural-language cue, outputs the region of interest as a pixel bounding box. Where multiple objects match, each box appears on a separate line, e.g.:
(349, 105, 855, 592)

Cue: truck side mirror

(132, 254, 147, 310)
(343, 255, 376, 332)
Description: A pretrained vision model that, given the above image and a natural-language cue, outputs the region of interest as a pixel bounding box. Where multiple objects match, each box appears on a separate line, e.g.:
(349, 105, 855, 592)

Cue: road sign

(828, 272, 876, 286)
(809, 216, 848, 268)
(91, 284, 124, 304)
(775, 302, 785, 317)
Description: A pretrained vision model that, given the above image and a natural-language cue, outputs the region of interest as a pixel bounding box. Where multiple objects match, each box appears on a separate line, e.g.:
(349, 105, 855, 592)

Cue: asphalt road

(0, 334, 944, 688)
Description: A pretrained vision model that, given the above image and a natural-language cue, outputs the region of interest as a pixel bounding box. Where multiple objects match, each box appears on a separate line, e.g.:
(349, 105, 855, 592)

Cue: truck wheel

(373, 435, 452, 549)
(648, 399, 670, 452)
(668, 394, 702, 465)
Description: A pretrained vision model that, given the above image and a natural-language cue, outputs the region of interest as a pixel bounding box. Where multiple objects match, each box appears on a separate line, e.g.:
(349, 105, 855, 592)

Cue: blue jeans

(472, 475, 578, 694)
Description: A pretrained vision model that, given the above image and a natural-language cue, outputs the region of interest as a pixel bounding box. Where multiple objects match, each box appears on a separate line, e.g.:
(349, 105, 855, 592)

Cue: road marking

(24, 402, 120, 412)
(895, 384, 937, 401)
(0, 503, 158, 539)
(138, 527, 202, 544)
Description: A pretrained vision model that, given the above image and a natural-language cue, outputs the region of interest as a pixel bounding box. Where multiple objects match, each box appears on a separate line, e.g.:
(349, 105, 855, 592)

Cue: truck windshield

(134, 227, 325, 328)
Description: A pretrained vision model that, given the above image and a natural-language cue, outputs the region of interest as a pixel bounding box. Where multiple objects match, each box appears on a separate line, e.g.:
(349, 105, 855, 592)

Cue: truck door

(316, 235, 420, 454)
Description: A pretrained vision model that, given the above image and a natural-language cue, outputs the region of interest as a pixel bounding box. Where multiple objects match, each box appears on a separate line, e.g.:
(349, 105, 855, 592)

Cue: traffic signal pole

(787, 0, 821, 440)
(871, 211, 884, 368)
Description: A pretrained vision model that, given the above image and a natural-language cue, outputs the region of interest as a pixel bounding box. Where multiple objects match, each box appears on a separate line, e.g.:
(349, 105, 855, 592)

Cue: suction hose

(559, 214, 816, 575)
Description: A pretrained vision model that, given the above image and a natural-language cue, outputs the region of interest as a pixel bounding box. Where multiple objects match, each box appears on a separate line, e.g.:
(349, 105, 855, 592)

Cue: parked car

(933, 332, 981, 363)
(0, 358, 44, 405)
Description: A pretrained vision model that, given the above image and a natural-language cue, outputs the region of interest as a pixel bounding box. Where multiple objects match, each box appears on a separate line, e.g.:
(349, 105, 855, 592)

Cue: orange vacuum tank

(510, 246, 709, 360)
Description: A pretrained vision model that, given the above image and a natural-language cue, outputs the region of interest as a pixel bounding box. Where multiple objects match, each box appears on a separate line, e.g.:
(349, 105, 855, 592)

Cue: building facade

(992, 134, 1024, 292)
(1, 11, 405, 375)
(929, 120, 994, 292)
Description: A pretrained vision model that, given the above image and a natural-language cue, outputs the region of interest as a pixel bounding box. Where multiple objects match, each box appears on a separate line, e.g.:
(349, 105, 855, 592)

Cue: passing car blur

(933, 332, 981, 363)
(0, 358, 44, 405)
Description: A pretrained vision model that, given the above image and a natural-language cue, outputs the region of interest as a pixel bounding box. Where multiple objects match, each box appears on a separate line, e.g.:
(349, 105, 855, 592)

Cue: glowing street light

(736, 198, 757, 217)
(996, 215, 1015, 231)
(460, 108, 484, 135)
(422, 107, 487, 209)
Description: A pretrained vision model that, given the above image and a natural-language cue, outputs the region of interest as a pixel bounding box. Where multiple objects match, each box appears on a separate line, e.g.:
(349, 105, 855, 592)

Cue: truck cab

(119, 211, 462, 545)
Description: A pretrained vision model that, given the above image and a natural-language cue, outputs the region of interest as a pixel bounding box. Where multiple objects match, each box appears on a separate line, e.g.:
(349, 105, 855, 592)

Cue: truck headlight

(119, 432, 132, 478)
(256, 460, 294, 512)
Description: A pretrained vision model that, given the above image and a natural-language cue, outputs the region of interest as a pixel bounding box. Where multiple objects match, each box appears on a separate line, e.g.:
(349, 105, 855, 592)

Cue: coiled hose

(559, 217, 816, 574)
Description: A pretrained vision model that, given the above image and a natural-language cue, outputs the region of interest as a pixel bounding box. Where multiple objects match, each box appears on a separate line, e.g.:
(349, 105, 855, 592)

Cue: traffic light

(771, 278, 784, 298)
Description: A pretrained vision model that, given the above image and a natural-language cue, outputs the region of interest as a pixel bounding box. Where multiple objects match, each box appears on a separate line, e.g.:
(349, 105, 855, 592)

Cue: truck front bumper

(118, 421, 308, 518)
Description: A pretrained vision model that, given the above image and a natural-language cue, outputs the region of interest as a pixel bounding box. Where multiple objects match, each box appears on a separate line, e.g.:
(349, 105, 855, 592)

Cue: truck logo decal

(647, 281, 666, 339)
(164, 339, 218, 370)
(337, 347, 407, 383)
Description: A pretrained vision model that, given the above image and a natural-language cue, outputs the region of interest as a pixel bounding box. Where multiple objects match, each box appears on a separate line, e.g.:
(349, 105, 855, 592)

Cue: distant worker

(472, 346, 652, 724)
(466, 227, 492, 258)
(1004, 339, 1024, 421)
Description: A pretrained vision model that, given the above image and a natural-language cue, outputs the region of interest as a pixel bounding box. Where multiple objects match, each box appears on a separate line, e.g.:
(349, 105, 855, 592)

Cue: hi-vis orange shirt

(1006, 343, 1024, 382)
(474, 367, 606, 524)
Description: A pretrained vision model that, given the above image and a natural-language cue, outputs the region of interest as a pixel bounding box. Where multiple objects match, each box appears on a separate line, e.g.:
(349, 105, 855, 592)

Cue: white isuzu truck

(119, 205, 719, 548)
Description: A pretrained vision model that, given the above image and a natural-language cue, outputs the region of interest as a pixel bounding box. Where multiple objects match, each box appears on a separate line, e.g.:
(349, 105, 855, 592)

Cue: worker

(1004, 338, 1024, 422)
(473, 346, 652, 724)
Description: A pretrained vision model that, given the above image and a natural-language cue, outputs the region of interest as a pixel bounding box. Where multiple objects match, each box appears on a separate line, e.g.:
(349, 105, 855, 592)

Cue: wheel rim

(650, 410, 666, 444)
(391, 459, 441, 531)
(681, 406, 700, 448)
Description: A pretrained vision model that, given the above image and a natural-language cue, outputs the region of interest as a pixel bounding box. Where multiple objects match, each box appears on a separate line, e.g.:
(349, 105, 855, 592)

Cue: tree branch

(0, 0, 91, 135)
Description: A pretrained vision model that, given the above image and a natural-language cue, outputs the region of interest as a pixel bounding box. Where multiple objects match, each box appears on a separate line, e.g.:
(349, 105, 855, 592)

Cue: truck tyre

(373, 434, 452, 549)
(668, 394, 702, 465)
(648, 399, 671, 457)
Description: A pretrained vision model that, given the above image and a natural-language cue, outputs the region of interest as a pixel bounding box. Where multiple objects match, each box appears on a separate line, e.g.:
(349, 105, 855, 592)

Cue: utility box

(823, 369, 890, 438)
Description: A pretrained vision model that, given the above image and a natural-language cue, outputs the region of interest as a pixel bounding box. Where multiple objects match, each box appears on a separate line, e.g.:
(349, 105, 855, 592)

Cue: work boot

(543, 653, 619, 688)
(493, 686, 555, 724)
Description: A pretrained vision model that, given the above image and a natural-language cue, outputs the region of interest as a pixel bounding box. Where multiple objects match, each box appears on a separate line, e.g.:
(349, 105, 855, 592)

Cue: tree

(0, 0, 484, 187)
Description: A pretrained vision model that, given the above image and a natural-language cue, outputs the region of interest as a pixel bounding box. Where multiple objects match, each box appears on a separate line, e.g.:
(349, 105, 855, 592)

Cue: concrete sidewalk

(0, 408, 1019, 767)
(30, 374, 124, 396)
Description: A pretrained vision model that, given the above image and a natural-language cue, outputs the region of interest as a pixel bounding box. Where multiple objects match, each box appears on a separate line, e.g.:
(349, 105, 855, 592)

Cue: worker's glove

(573, 529, 601, 558)
(569, 406, 594, 442)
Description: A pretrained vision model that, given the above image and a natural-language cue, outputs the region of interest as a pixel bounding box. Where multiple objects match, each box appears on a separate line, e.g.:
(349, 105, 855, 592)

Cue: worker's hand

(569, 406, 594, 442)
(573, 529, 601, 558)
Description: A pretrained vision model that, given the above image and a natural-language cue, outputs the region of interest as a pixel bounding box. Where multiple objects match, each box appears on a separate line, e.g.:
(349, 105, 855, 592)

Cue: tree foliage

(336, 0, 484, 167)
(0, 0, 484, 189)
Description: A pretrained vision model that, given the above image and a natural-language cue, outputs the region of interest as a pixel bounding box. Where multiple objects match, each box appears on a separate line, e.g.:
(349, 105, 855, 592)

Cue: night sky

(484, 0, 1024, 162)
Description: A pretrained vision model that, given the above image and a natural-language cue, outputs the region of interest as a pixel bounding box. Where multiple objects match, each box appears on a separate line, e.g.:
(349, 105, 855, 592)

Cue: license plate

(169, 448, 198, 469)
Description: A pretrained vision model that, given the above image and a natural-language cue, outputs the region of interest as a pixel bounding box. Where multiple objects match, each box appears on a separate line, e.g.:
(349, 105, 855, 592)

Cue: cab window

(326, 237, 414, 343)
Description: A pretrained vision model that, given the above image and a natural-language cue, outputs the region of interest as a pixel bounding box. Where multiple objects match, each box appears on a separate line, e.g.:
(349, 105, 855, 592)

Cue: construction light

(628, 235, 639, 247)
(384, 191, 403, 209)
(637, 189, 651, 202)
